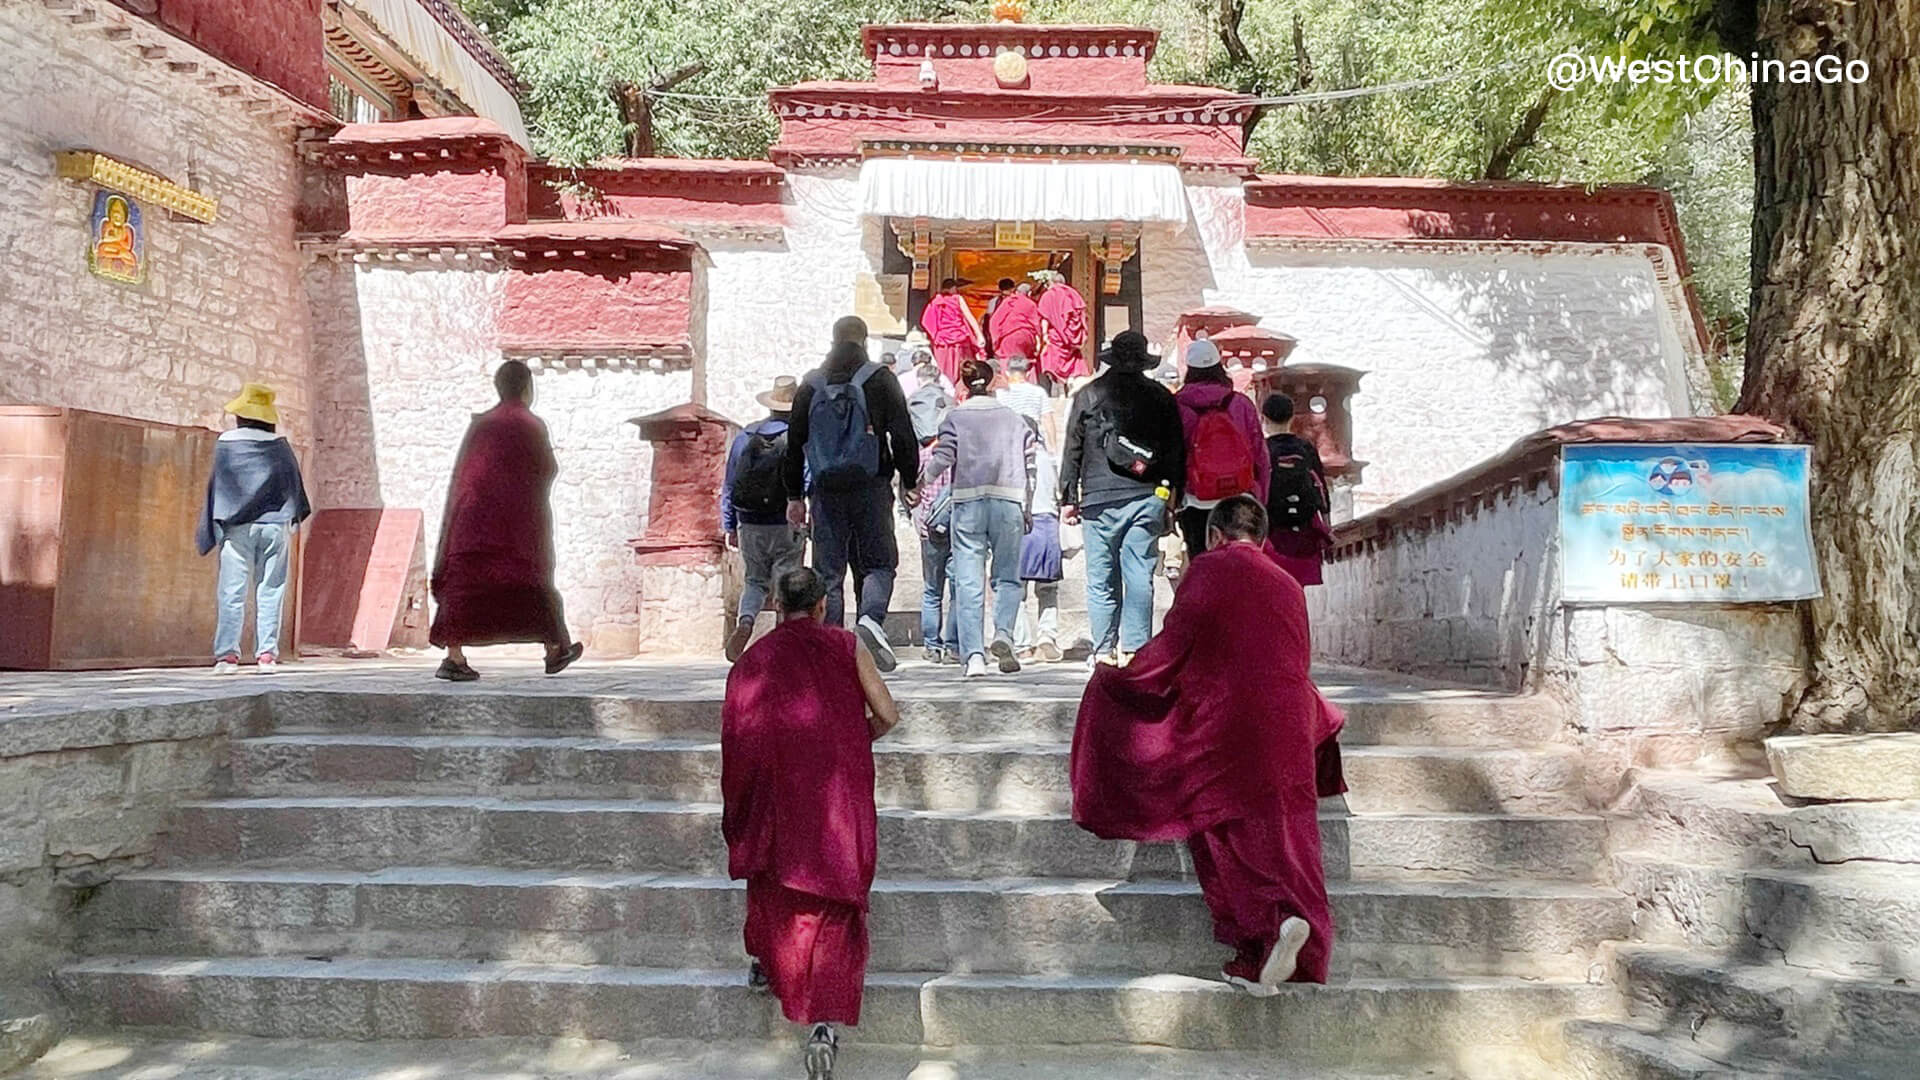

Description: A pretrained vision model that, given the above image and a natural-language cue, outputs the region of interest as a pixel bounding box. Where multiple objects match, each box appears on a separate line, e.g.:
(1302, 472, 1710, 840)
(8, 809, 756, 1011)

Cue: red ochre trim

(861, 23, 1160, 61)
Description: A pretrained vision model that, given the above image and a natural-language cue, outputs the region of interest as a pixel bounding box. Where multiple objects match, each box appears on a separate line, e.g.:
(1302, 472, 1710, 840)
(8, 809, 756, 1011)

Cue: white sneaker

(856, 615, 897, 673)
(964, 654, 988, 678)
(212, 654, 240, 676)
(1262, 917, 1311, 989)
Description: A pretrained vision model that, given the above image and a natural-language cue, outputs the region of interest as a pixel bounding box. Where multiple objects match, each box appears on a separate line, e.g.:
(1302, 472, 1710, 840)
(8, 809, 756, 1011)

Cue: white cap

(1185, 340, 1222, 369)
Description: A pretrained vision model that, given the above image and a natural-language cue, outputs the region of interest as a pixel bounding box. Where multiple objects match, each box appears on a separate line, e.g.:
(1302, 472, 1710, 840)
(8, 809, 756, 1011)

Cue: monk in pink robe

(1036, 274, 1090, 384)
(921, 278, 984, 385)
(988, 284, 1042, 360)
(429, 361, 582, 681)
(1072, 494, 1343, 992)
(723, 567, 900, 1076)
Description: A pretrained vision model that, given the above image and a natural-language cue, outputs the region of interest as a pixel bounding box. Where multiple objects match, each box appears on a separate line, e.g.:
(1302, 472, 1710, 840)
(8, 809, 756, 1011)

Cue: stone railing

(1308, 416, 1809, 771)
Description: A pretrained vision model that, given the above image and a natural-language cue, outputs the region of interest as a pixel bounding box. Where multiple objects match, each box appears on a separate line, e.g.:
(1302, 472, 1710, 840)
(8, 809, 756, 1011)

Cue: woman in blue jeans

(195, 383, 311, 674)
(921, 359, 1038, 678)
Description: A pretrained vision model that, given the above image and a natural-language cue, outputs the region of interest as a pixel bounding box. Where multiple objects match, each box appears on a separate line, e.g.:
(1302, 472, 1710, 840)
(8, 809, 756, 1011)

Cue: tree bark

(1485, 86, 1558, 180)
(1734, 0, 1920, 732)
(611, 62, 705, 158)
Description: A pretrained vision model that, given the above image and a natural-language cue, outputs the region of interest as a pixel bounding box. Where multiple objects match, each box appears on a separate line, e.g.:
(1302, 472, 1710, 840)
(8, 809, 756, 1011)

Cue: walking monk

(988, 281, 1042, 361)
(1034, 269, 1089, 390)
(428, 360, 584, 681)
(920, 278, 984, 385)
(723, 567, 901, 1080)
(1071, 494, 1346, 993)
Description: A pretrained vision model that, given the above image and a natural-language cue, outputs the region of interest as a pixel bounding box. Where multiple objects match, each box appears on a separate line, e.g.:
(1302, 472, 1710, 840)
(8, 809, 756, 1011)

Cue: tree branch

(610, 62, 707, 158)
(1484, 86, 1558, 180)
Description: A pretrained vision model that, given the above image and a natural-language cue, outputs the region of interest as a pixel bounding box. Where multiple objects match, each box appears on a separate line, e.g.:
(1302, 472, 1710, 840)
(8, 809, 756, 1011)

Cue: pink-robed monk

(1037, 279, 1089, 381)
(722, 569, 900, 1042)
(1072, 503, 1345, 992)
(988, 290, 1042, 360)
(921, 286, 983, 385)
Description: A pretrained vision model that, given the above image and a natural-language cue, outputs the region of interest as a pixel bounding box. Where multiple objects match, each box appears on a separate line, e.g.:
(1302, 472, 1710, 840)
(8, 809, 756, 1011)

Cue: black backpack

(1086, 397, 1158, 481)
(1267, 442, 1325, 529)
(731, 426, 789, 515)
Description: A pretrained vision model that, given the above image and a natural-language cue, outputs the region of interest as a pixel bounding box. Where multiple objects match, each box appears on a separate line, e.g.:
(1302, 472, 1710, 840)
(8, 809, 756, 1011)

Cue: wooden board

(297, 508, 427, 651)
(0, 407, 69, 669)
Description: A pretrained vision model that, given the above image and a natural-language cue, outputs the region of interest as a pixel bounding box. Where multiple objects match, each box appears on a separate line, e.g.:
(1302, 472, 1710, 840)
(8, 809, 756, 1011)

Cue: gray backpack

(803, 362, 882, 491)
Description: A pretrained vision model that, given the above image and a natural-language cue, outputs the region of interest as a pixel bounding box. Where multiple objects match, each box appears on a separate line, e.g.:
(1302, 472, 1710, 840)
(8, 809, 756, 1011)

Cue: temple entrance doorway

(949, 248, 1071, 325)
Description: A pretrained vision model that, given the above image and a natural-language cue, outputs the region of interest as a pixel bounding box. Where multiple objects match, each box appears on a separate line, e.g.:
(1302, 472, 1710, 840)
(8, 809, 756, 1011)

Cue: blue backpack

(803, 362, 883, 491)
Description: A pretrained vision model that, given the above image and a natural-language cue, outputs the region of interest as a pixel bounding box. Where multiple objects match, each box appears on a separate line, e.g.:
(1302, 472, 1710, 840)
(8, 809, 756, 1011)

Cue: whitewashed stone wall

(1153, 182, 1698, 515)
(0, 0, 309, 441)
(1309, 469, 1807, 767)
(703, 169, 872, 426)
(304, 258, 691, 655)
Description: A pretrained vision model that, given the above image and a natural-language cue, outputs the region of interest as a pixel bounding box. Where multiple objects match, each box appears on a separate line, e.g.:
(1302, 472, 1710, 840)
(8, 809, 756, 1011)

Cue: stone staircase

(1559, 769, 1920, 1079)
(53, 670, 1630, 1074)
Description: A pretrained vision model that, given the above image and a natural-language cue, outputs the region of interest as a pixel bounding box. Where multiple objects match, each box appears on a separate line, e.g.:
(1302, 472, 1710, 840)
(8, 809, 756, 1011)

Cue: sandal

(544, 641, 584, 675)
(435, 658, 479, 682)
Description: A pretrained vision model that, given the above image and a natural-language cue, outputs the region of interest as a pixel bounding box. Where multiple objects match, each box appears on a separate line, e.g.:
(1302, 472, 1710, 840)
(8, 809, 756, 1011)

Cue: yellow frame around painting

(54, 151, 218, 223)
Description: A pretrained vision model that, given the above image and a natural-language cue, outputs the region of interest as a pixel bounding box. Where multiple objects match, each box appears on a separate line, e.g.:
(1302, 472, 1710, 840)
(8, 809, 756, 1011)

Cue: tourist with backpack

(722, 376, 807, 662)
(1174, 340, 1269, 563)
(1058, 331, 1186, 668)
(783, 317, 920, 672)
(910, 371, 958, 663)
(1262, 392, 1334, 586)
(924, 358, 1038, 678)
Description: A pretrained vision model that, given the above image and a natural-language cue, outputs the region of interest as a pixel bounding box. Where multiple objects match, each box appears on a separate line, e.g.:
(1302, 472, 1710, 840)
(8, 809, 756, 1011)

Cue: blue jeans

(919, 532, 958, 651)
(213, 522, 291, 659)
(1083, 493, 1163, 654)
(949, 498, 1025, 662)
(810, 479, 897, 628)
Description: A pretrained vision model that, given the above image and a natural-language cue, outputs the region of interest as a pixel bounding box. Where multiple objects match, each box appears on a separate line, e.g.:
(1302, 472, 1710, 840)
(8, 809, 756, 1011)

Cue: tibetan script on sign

(1559, 443, 1819, 603)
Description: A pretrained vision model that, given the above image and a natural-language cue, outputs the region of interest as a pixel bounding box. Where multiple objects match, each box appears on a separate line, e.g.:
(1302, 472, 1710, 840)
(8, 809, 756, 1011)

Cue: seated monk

(723, 567, 901, 1080)
(428, 360, 584, 681)
(1071, 493, 1346, 994)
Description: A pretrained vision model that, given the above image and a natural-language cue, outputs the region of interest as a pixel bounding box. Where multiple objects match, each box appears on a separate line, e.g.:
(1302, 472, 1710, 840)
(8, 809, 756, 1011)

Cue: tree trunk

(1485, 86, 1557, 180)
(1734, 0, 1920, 732)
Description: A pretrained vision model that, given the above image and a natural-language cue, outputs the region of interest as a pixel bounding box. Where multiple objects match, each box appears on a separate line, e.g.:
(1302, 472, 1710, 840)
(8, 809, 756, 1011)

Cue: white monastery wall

(1309, 470, 1806, 778)
(0, 0, 310, 442)
(1157, 182, 1696, 515)
(304, 258, 690, 655)
(702, 169, 872, 426)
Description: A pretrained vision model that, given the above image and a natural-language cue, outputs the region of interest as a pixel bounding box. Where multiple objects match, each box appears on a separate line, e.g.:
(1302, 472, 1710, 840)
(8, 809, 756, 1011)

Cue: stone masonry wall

(305, 257, 692, 655)
(1310, 469, 1807, 778)
(1154, 182, 1696, 516)
(0, 698, 253, 985)
(0, 0, 311, 446)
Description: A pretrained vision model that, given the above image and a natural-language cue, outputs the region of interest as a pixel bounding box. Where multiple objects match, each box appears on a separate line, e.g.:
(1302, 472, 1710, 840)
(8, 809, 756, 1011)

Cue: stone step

(55, 954, 1612, 1060)
(1611, 944, 1920, 1079)
(1613, 770, 1920, 871)
(258, 686, 1567, 748)
(1559, 1019, 1849, 1080)
(21, 1032, 1474, 1080)
(1612, 855, 1920, 981)
(79, 868, 1630, 980)
(229, 735, 1590, 814)
(163, 797, 1612, 882)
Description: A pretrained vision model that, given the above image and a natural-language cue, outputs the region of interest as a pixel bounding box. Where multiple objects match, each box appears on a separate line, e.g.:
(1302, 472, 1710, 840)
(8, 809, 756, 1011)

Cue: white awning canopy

(343, 0, 530, 147)
(857, 158, 1190, 224)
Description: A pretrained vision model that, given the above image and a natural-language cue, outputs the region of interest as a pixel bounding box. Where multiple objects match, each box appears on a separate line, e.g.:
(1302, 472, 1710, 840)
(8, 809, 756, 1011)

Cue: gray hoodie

(924, 396, 1037, 510)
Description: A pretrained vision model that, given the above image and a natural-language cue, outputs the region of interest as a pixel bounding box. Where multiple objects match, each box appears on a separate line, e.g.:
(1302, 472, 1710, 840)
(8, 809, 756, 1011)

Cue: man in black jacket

(783, 315, 920, 670)
(1058, 331, 1185, 666)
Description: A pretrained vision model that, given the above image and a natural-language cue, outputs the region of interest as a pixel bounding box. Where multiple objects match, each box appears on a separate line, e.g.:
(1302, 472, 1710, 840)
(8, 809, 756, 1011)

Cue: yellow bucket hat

(224, 383, 279, 425)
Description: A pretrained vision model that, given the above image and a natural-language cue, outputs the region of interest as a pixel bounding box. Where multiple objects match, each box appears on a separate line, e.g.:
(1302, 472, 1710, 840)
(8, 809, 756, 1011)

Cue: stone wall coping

(1328, 415, 1789, 557)
(533, 160, 788, 188)
(862, 24, 1162, 62)
(307, 117, 527, 168)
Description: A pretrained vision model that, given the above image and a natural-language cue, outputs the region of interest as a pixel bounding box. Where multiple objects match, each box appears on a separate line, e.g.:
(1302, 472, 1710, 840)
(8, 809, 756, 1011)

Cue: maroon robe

(1037, 283, 1089, 381)
(988, 292, 1041, 360)
(429, 398, 569, 648)
(922, 293, 982, 385)
(722, 618, 876, 1024)
(1071, 541, 1342, 982)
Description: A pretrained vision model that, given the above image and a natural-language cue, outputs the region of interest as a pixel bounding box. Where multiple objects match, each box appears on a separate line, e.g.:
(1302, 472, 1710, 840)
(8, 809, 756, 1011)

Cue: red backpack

(1185, 398, 1257, 501)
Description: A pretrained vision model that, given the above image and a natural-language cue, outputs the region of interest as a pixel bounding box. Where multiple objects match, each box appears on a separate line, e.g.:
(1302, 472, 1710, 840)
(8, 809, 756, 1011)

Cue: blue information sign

(1559, 443, 1819, 603)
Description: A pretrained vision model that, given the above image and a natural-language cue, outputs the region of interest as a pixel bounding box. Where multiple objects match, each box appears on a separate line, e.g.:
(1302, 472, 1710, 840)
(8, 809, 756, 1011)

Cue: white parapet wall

(1308, 419, 1808, 774)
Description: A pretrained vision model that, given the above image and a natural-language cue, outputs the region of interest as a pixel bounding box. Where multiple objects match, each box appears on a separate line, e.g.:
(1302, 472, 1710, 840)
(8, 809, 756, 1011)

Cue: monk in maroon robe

(1072, 494, 1343, 992)
(921, 278, 984, 385)
(428, 361, 583, 681)
(723, 567, 900, 1078)
(1035, 271, 1090, 385)
(988, 283, 1042, 360)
